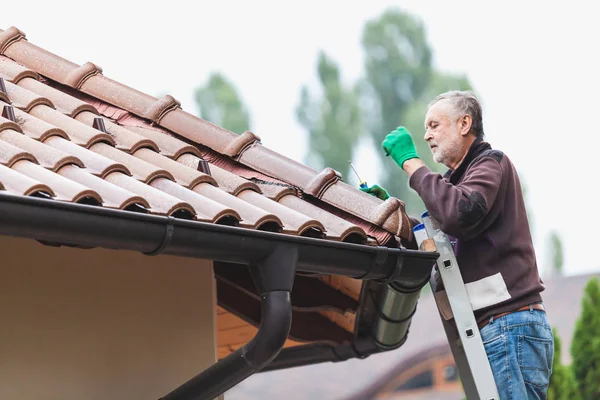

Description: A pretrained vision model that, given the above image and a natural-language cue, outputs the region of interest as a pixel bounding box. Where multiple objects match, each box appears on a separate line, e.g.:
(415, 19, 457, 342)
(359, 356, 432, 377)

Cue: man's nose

(424, 129, 433, 141)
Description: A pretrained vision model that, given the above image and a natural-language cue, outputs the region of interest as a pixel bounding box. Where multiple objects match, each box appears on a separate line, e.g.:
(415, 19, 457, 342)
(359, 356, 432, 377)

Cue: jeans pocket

(518, 335, 553, 389)
(483, 333, 506, 360)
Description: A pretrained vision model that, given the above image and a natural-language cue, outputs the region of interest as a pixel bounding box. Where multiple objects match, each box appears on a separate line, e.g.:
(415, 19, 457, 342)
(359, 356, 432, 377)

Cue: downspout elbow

(160, 244, 297, 400)
(243, 291, 292, 368)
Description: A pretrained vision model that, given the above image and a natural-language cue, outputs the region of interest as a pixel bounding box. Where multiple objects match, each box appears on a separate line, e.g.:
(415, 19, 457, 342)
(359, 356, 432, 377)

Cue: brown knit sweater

(409, 138, 545, 326)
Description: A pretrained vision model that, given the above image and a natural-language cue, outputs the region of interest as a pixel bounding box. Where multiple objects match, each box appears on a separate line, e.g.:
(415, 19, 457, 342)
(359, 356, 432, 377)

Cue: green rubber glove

(382, 126, 419, 169)
(360, 184, 390, 200)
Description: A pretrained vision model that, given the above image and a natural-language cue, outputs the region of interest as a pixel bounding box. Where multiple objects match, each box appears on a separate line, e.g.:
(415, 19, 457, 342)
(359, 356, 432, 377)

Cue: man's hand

(360, 184, 390, 200)
(382, 126, 420, 170)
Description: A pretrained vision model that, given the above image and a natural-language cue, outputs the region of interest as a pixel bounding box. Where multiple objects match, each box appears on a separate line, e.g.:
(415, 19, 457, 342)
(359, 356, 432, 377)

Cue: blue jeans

(480, 307, 554, 400)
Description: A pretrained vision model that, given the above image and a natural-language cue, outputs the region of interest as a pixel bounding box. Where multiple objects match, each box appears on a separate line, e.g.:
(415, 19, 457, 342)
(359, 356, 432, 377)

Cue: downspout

(160, 246, 298, 400)
(370, 219, 434, 350)
(371, 278, 430, 349)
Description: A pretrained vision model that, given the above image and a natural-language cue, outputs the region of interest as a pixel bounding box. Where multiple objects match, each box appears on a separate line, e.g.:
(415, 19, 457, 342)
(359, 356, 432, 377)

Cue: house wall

(0, 236, 221, 400)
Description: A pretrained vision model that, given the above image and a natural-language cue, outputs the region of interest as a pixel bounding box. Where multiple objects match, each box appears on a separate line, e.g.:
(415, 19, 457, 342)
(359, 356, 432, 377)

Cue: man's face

(424, 100, 464, 169)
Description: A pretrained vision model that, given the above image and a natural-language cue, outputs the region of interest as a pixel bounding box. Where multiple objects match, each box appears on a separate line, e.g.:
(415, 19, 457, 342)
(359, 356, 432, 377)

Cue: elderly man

(362, 91, 553, 399)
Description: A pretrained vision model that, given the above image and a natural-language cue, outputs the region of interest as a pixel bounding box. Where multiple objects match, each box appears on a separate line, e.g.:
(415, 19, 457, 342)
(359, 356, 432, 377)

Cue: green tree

(195, 72, 250, 134)
(548, 328, 580, 400)
(296, 51, 362, 179)
(547, 231, 564, 276)
(571, 278, 600, 399)
(359, 8, 474, 215)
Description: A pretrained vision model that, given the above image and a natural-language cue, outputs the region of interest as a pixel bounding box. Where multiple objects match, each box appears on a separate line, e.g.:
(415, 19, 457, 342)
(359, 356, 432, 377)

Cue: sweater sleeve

(409, 157, 503, 240)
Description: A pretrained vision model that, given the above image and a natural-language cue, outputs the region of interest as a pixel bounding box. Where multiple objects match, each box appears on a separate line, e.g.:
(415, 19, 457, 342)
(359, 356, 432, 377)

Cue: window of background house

(393, 369, 434, 392)
(443, 364, 458, 382)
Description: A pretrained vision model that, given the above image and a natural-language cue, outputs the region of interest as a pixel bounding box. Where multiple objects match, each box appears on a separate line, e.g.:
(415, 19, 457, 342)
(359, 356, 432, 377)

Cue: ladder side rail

(418, 212, 500, 400)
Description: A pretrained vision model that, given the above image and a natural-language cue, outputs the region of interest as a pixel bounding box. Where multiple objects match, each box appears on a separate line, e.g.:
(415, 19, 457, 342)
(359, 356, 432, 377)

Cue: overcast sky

(2, 1, 598, 277)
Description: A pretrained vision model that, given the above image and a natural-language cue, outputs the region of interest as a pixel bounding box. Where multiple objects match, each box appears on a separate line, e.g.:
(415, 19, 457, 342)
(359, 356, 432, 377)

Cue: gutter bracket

(374, 253, 403, 284)
(160, 243, 297, 400)
(144, 216, 174, 256)
(354, 246, 388, 280)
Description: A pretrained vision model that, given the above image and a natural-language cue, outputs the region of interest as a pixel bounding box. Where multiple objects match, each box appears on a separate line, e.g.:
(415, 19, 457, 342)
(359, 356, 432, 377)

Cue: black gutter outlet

(160, 245, 297, 400)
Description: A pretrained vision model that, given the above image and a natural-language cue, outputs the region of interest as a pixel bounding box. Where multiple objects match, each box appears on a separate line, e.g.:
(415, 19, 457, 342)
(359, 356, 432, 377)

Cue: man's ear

(460, 114, 473, 136)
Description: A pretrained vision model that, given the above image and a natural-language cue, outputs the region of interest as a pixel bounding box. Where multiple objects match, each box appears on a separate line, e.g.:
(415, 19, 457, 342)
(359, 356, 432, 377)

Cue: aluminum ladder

(413, 211, 500, 400)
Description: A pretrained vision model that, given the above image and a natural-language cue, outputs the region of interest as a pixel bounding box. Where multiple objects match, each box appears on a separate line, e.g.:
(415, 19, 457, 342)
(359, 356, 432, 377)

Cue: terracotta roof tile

(85, 72, 241, 153)
(0, 113, 21, 132)
(0, 138, 36, 166)
(27, 103, 114, 147)
(44, 136, 127, 177)
(133, 148, 216, 188)
(69, 96, 201, 159)
(193, 183, 283, 231)
(257, 182, 368, 242)
(75, 113, 158, 153)
(175, 152, 329, 236)
(2, 103, 68, 141)
(238, 143, 318, 189)
(124, 124, 200, 158)
(90, 143, 173, 183)
(57, 165, 149, 210)
(237, 190, 325, 236)
(179, 145, 369, 241)
(0, 27, 77, 79)
(190, 145, 276, 182)
(157, 109, 239, 151)
(178, 153, 271, 196)
(176, 152, 206, 169)
(2, 78, 53, 111)
(17, 76, 97, 117)
(0, 34, 248, 157)
(256, 182, 297, 201)
(149, 178, 241, 224)
(303, 196, 395, 244)
(0, 128, 83, 171)
(104, 172, 194, 217)
(277, 195, 368, 243)
(320, 181, 412, 239)
(198, 163, 260, 196)
(0, 56, 38, 83)
(0, 163, 54, 197)
(12, 160, 102, 204)
(66, 62, 103, 90)
(0, 82, 9, 103)
(83, 76, 167, 120)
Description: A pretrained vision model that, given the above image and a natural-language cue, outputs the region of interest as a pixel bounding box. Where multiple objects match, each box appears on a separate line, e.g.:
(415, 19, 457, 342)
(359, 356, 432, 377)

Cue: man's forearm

(402, 158, 426, 178)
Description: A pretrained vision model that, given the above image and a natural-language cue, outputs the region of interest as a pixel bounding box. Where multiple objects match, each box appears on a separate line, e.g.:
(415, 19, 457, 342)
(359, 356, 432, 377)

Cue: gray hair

(428, 90, 484, 138)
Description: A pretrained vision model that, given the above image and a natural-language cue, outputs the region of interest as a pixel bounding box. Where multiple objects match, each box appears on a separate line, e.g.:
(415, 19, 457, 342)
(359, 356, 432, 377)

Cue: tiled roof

(0, 26, 414, 360)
